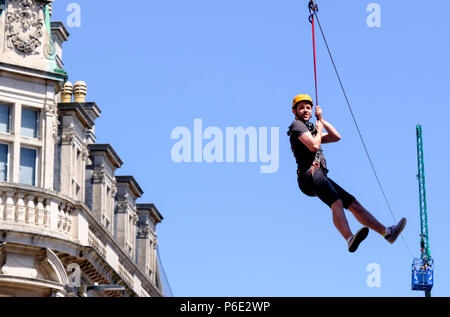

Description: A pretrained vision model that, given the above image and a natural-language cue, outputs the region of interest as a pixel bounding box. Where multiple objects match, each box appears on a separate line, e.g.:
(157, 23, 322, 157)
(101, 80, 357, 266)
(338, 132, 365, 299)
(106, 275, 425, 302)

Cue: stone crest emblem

(5, 0, 44, 55)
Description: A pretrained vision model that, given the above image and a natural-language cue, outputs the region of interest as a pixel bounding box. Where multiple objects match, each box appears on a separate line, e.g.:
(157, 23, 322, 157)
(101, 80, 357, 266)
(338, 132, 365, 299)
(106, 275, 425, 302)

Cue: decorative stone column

(43, 101, 58, 190)
(136, 217, 151, 273)
(60, 127, 74, 197)
(16, 193, 26, 223)
(4, 191, 15, 222)
(114, 194, 129, 249)
(36, 197, 45, 226)
(91, 164, 106, 223)
(25, 195, 36, 225)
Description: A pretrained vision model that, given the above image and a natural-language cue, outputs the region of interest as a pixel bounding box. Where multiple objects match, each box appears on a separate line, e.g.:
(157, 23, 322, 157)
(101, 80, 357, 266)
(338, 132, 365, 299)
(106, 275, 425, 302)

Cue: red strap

(311, 14, 318, 107)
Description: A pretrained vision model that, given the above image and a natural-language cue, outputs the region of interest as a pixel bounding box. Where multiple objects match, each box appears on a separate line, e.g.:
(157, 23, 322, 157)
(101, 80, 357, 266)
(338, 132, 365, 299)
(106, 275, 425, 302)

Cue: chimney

(60, 81, 73, 103)
(73, 81, 87, 102)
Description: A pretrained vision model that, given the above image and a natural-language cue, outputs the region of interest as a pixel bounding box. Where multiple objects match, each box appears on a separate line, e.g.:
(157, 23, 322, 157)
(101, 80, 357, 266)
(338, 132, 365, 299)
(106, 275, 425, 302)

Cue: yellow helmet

(292, 94, 313, 108)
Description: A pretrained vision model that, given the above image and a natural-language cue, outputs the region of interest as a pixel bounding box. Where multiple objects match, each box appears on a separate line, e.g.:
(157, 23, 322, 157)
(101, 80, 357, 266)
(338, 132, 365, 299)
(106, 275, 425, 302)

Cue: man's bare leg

(331, 200, 353, 240)
(348, 200, 386, 235)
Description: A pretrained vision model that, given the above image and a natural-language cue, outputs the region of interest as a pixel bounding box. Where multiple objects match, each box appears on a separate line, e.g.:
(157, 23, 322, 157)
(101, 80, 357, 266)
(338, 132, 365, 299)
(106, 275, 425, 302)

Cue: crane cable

(307, 1, 415, 258)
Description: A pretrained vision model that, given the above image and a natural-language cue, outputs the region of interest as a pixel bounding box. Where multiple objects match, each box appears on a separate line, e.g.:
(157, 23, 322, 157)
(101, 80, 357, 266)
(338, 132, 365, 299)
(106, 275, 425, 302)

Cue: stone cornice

(116, 176, 143, 198)
(88, 144, 123, 169)
(0, 62, 67, 83)
(82, 102, 101, 120)
(58, 102, 94, 129)
(50, 21, 69, 42)
(136, 204, 163, 225)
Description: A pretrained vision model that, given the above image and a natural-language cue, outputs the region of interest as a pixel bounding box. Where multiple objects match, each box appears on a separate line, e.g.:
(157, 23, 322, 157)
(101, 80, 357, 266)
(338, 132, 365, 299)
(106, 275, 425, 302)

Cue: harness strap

(305, 150, 322, 176)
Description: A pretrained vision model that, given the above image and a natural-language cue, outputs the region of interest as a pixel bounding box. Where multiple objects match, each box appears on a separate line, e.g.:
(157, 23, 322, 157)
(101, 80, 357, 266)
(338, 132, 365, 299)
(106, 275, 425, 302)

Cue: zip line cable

(157, 246, 174, 297)
(309, 7, 415, 258)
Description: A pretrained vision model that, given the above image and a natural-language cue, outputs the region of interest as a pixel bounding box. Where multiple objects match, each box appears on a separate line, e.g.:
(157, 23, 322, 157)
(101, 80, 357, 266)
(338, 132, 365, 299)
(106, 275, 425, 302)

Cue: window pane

(20, 147, 36, 186)
(0, 104, 10, 134)
(0, 144, 8, 182)
(21, 108, 38, 138)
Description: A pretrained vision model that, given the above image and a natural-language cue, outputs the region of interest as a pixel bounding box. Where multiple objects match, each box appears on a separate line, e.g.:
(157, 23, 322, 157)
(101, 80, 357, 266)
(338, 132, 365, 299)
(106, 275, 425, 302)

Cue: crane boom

(416, 125, 432, 297)
(416, 125, 430, 259)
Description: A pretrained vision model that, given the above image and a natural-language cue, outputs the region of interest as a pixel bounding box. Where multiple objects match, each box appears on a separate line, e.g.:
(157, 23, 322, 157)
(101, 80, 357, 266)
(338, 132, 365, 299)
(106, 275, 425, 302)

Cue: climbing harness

(305, 0, 415, 258)
(306, 151, 322, 176)
(303, 120, 322, 176)
(288, 116, 322, 176)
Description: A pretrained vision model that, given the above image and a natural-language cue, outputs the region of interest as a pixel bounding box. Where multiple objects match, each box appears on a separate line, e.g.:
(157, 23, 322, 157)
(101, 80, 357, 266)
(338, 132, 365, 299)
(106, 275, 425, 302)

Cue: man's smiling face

(293, 101, 313, 121)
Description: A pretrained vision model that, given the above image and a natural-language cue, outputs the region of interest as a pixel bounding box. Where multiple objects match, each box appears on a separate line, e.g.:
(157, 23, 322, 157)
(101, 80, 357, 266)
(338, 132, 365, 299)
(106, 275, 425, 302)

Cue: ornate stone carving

(88, 222, 108, 245)
(61, 130, 74, 145)
(116, 194, 129, 213)
(5, 0, 45, 55)
(111, 185, 118, 197)
(137, 221, 150, 239)
(119, 254, 136, 276)
(132, 213, 138, 225)
(116, 200, 128, 212)
(93, 165, 105, 184)
(88, 231, 106, 258)
(141, 278, 160, 297)
(82, 148, 89, 162)
(118, 264, 134, 289)
(52, 121, 59, 141)
(42, 2, 55, 60)
(44, 103, 58, 117)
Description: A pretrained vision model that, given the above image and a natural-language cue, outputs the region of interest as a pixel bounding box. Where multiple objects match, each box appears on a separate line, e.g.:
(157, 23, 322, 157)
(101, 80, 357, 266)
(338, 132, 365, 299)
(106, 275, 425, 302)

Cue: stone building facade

(0, 0, 165, 297)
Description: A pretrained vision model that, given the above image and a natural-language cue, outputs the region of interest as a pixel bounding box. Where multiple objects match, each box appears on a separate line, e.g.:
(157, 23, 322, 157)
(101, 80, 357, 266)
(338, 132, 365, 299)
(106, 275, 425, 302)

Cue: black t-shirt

(288, 120, 327, 174)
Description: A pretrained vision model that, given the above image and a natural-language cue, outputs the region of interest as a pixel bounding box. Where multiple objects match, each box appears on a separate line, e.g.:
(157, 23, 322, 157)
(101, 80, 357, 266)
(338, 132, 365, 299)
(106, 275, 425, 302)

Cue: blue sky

(53, 0, 450, 297)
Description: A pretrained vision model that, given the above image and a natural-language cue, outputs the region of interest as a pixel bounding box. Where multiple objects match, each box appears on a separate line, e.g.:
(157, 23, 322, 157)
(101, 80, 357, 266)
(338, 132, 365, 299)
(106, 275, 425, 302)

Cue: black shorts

(297, 168, 356, 209)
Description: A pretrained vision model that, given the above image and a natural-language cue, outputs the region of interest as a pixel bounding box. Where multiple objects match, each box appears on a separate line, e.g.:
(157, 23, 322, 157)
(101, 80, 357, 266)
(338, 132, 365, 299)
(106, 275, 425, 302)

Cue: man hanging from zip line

(288, 94, 407, 253)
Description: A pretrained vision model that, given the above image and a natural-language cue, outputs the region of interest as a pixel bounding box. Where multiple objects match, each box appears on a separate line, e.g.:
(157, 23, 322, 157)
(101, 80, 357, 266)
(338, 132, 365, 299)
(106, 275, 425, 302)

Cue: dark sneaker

(348, 227, 369, 253)
(385, 218, 407, 244)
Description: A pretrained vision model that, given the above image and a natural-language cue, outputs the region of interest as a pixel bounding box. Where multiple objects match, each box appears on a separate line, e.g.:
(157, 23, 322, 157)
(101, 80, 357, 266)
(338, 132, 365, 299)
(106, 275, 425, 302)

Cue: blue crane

(411, 125, 433, 297)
